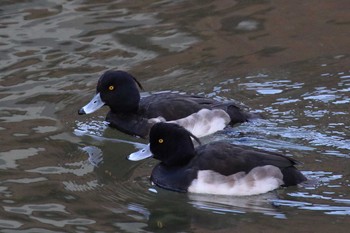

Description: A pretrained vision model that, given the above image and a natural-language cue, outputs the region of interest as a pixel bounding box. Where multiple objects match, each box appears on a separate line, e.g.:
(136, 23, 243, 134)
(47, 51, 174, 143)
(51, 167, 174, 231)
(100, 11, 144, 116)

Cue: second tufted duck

(144, 122, 307, 195)
(78, 70, 257, 138)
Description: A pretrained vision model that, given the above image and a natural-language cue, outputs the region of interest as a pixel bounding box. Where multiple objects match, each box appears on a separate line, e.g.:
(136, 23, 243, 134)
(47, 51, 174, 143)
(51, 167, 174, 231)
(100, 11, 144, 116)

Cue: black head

(149, 123, 201, 167)
(97, 70, 143, 113)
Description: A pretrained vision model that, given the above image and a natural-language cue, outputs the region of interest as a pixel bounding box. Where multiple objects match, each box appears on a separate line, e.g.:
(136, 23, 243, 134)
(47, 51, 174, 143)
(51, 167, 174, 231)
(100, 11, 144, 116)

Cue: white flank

(188, 165, 284, 196)
(149, 109, 231, 138)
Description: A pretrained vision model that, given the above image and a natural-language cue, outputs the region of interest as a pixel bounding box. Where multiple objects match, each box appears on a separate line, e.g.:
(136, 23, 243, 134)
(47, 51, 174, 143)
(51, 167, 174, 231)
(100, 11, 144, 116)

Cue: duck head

(149, 123, 201, 167)
(78, 70, 143, 115)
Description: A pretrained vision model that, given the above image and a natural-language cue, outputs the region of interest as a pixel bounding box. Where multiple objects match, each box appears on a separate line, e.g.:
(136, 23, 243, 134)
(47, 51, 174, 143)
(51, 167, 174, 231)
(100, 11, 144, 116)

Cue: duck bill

(127, 144, 153, 161)
(78, 93, 105, 115)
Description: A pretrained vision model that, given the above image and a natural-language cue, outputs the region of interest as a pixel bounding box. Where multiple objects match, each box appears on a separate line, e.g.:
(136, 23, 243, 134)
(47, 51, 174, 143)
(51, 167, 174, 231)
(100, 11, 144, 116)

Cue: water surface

(1, 0, 350, 232)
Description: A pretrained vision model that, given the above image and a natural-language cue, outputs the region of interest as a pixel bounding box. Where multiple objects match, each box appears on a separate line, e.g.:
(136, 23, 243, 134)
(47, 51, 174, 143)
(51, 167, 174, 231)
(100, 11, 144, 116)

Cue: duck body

(107, 92, 248, 138)
(78, 70, 254, 138)
(148, 123, 307, 196)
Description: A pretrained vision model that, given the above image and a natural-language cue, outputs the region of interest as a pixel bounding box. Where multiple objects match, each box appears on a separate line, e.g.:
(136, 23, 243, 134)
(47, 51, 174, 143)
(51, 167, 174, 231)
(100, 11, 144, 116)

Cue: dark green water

(1, 0, 350, 232)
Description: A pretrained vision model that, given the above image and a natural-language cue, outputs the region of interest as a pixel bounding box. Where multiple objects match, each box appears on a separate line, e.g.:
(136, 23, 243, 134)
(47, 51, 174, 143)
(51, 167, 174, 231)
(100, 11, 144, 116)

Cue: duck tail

(211, 102, 264, 125)
(281, 167, 307, 186)
(225, 104, 263, 125)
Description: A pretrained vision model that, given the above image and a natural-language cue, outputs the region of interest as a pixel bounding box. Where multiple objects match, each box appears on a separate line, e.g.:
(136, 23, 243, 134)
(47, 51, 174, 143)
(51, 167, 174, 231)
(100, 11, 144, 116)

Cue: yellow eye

(108, 85, 114, 91)
(158, 139, 164, 144)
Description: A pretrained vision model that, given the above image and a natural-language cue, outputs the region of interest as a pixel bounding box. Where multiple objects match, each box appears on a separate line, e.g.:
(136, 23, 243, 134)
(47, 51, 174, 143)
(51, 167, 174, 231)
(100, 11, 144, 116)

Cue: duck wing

(191, 141, 306, 186)
(139, 92, 250, 124)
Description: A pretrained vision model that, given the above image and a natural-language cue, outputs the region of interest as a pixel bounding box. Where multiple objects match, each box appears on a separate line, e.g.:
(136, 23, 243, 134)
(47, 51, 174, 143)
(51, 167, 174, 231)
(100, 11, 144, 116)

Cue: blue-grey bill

(127, 144, 153, 161)
(79, 93, 105, 115)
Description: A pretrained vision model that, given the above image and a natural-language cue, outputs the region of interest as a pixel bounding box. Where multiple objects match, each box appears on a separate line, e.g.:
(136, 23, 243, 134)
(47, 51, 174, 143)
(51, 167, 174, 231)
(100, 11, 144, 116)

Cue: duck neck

(109, 96, 140, 114)
(161, 151, 195, 168)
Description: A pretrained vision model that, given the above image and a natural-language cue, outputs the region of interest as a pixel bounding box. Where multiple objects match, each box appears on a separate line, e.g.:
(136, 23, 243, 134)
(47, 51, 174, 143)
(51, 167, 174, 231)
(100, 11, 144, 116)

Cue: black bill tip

(78, 108, 86, 115)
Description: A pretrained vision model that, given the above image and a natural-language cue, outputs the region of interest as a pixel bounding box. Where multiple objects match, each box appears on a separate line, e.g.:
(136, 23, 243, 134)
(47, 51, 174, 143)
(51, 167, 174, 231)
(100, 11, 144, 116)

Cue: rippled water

(1, 0, 350, 232)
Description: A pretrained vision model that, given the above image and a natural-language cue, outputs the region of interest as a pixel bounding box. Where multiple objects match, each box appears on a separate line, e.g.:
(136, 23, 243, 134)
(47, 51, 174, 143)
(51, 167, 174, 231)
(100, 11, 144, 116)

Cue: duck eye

(158, 139, 164, 144)
(108, 85, 114, 91)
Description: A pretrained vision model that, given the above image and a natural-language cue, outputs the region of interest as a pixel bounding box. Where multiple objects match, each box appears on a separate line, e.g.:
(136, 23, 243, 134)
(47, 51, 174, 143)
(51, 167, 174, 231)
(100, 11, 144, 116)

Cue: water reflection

(0, 148, 45, 169)
(239, 74, 304, 95)
(1, 0, 350, 232)
(4, 203, 96, 227)
(0, 219, 23, 229)
(188, 192, 285, 218)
